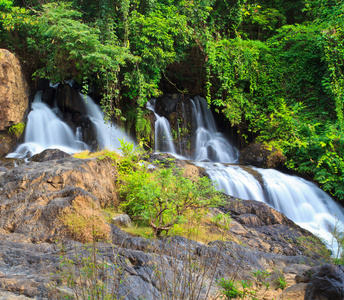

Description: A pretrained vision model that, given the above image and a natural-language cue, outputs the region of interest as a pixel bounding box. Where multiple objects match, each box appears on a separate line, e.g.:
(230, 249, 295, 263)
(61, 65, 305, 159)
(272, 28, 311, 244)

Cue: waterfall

(81, 94, 134, 150)
(192, 96, 240, 163)
(195, 162, 266, 201)
(256, 168, 344, 247)
(7, 91, 88, 158)
(8, 91, 132, 158)
(150, 96, 344, 253)
(147, 100, 176, 154)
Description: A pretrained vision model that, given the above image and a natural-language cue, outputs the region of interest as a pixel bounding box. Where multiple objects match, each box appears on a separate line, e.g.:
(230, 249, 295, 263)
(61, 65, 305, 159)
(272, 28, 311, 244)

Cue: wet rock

(56, 83, 87, 115)
(305, 263, 344, 300)
(224, 198, 294, 227)
(155, 94, 183, 118)
(0, 157, 25, 169)
(29, 149, 71, 162)
(240, 143, 286, 168)
(222, 197, 327, 258)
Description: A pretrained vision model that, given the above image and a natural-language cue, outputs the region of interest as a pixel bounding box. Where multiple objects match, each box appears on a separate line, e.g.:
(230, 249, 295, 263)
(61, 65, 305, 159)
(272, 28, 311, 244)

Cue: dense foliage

(116, 141, 224, 237)
(1, 0, 343, 199)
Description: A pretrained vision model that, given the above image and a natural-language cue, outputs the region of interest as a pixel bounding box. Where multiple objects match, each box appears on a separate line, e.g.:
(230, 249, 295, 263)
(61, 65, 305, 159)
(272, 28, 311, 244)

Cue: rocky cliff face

(0, 49, 30, 157)
(0, 49, 29, 131)
(0, 151, 332, 299)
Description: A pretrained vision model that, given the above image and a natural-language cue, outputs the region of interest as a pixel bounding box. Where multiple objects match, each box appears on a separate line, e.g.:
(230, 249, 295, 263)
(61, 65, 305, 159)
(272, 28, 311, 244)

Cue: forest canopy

(0, 0, 343, 200)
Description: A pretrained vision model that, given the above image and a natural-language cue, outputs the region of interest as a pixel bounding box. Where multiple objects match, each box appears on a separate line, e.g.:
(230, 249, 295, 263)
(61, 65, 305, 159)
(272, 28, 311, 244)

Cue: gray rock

(112, 214, 132, 228)
(305, 263, 344, 300)
(29, 149, 71, 162)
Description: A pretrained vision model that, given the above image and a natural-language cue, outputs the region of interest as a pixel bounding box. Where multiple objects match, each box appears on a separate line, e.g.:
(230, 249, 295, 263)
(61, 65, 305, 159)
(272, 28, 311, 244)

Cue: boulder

(0, 132, 17, 157)
(240, 143, 286, 168)
(305, 263, 344, 300)
(0, 49, 29, 131)
(112, 214, 132, 227)
(29, 149, 71, 162)
(0, 156, 117, 242)
(222, 197, 327, 258)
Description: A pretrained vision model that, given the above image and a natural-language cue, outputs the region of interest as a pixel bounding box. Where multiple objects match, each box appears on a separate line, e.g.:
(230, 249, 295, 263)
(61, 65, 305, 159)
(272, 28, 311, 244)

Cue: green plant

(211, 213, 232, 230)
(253, 269, 270, 290)
(119, 163, 224, 237)
(326, 217, 344, 263)
(8, 123, 25, 138)
(53, 243, 124, 300)
(217, 278, 241, 299)
(116, 139, 143, 173)
(217, 278, 257, 299)
(275, 276, 286, 290)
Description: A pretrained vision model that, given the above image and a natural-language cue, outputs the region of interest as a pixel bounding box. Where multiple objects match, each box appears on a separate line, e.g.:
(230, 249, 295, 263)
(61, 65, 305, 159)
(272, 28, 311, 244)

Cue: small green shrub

(211, 213, 232, 230)
(119, 162, 224, 237)
(217, 278, 241, 299)
(217, 278, 256, 299)
(53, 243, 124, 300)
(276, 276, 286, 290)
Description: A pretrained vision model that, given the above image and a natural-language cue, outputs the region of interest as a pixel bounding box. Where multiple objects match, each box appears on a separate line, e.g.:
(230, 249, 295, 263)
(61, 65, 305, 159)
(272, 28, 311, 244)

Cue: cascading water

(81, 94, 134, 150)
(150, 95, 344, 252)
(8, 90, 133, 158)
(7, 91, 88, 158)
(256, 168, 344, 246)
(192, 96, 240, 163)
(195, 162, 266, 202)
(147, 100, 176, 154)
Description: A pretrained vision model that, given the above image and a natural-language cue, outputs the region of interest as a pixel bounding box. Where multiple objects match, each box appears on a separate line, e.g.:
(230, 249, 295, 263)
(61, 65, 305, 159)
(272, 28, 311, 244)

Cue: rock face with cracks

(0, 49, 29, 131)
(0, 151, 332, 299)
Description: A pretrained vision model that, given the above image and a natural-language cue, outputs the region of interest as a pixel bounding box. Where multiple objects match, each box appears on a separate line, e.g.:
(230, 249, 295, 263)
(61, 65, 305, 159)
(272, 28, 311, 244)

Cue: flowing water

(7, 91, 88, 158)
(8, 88, 344, 252)
(192, 96, 240, 163)
(81, 94, 134, 151)
(147, 99, 176, 154)
(8, 90, 132, 158)
(150, 96, 344, 252)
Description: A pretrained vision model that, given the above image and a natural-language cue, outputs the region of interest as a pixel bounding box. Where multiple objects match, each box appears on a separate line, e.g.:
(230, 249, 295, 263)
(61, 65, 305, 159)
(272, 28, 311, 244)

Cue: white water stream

(7, 88, 344, 253)
(8, 90, 132, 158)
(149, 96, 344, 253)
(147, 100, 176, 154)
(81, 94, 134, 150)
(192, 96, 240, 163)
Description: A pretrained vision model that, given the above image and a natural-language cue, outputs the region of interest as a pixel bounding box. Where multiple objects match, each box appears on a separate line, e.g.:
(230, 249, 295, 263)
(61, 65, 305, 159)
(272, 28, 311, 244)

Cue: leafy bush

(119, 163, 224, 237)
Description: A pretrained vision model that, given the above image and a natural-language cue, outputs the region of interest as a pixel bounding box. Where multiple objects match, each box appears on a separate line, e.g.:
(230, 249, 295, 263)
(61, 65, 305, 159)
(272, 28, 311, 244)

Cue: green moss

(8, 123, 25, 138)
